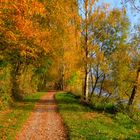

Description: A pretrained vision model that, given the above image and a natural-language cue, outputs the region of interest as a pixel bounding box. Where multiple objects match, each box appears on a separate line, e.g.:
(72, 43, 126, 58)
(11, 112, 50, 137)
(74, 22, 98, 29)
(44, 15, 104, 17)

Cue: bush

(0, 66, 12, 109)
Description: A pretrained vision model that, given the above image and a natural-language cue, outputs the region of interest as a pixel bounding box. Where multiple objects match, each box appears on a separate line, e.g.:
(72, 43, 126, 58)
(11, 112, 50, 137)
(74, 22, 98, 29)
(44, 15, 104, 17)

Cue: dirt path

(16, 92, 67, 140)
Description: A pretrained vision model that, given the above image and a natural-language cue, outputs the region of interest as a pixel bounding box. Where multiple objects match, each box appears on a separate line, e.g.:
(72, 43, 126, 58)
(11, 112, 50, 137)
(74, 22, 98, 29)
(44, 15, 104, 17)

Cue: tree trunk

(62, 68, 65, 91)
(89, 65, 100, 99)
(128, 68, 140, 106)
(11, 62, 23, 100)
(82, 1, 89, 102)
(83, 68, 89, 101)
(90, 75, 98, 98)
(98, 74, 105, 98)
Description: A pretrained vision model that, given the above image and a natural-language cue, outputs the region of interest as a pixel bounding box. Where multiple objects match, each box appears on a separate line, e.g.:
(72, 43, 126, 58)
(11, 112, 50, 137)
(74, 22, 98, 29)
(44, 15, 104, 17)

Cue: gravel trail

(16, 92, 67, 140)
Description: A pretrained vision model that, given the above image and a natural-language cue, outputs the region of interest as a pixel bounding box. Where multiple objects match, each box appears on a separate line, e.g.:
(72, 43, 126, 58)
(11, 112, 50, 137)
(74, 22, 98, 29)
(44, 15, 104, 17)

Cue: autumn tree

(43, 0, 80, 91)
(127, 25, 140, 106)
(90, 7, 130, 100)
(78, 0, 98, 102)
(78, 0, 130, 103)
(0, 0, 50, 99)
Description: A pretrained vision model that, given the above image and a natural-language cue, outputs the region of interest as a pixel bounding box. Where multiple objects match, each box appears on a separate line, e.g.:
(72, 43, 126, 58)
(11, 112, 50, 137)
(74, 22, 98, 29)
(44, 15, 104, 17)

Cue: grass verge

(55, 92, 140, 140)
(0, 92, 46, 140)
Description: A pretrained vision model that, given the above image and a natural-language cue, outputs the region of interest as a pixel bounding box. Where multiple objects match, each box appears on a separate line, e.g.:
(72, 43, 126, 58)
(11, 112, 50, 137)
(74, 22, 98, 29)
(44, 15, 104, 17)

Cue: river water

(90, 87, 140, 109)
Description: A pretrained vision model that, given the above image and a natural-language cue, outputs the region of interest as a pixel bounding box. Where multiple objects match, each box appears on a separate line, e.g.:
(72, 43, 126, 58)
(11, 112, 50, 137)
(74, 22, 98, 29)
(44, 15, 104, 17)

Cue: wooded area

(0, 0, 140, 112)
(1, 0, 140, 139)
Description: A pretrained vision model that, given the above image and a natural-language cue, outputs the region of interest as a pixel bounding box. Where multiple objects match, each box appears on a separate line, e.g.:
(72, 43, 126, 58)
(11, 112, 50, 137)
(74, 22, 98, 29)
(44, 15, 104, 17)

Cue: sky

(98, 0, 140, 27)
(79, 0, 140, 28)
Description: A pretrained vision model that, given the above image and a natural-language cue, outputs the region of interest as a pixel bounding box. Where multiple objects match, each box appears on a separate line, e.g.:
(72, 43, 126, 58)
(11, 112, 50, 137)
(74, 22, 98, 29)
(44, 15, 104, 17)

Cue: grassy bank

(55, 92, 140, 140)
(0, 92, 46, 140)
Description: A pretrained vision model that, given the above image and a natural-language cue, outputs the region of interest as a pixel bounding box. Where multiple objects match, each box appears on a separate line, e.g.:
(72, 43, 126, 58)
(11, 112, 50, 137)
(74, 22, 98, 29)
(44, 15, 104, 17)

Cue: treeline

(0, 0, 80, 109)
(80, 1, 140, 109)
(0, 0, 140, 111)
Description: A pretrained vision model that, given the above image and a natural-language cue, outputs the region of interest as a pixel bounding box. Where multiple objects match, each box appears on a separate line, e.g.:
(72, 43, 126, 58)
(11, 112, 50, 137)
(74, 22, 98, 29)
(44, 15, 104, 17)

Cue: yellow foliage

(5, 31, 17, 41)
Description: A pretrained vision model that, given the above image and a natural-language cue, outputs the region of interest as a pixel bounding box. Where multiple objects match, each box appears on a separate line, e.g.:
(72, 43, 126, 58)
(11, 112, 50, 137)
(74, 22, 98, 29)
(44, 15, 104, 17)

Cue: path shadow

(11, 96, 59, 113)
(23, 99, 56, 104)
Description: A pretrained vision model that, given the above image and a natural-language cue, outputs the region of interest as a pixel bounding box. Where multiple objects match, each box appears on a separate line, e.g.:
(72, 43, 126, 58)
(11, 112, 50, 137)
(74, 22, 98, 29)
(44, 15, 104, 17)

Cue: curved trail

(16, 92, 67, 140)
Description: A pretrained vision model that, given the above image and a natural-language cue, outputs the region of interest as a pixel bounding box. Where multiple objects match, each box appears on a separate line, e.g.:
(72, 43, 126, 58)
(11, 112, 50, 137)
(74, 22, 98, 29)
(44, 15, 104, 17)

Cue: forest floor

(16, 91, 67, 140)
